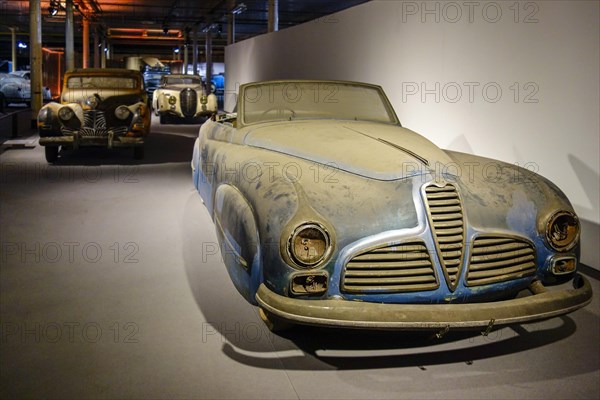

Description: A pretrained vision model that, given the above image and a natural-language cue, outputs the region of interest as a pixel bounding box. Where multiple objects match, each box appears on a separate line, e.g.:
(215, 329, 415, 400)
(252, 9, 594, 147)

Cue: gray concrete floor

(1, 116, 599, 399)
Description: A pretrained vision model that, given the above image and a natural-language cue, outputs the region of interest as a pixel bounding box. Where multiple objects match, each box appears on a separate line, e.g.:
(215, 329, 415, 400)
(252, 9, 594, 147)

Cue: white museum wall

(224, 0, 600, 269)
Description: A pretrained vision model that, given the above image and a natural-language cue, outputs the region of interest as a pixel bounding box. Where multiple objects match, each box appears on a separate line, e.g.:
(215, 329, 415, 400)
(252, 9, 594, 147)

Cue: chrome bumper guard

(39, 135, 144, 149)
(255, 274, 592, 329)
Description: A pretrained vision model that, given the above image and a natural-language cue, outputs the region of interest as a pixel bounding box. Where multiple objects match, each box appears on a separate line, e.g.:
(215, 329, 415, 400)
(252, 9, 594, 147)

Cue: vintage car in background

(37, 68, 150, 162)
(0, 72, 51, 108)
(191, 80, 592, 332)
(152, 74, 217, 124)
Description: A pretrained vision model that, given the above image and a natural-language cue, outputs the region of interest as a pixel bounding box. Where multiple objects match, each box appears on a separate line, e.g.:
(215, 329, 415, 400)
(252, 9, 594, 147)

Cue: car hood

(242, 120, 454, 181)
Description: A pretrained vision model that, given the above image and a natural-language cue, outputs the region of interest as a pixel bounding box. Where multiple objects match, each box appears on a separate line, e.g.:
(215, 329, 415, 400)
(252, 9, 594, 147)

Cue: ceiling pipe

(29, 0, 43, 126)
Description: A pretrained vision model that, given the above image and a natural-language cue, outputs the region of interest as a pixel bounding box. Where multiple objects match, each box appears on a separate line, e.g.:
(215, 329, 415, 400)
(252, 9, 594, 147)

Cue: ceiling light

(232, 3, 247, 15)
(48, 0, 59, 16)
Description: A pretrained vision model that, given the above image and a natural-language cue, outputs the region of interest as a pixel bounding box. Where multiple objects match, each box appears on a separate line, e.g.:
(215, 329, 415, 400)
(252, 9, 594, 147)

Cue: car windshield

(242, 81, 398, 125)
(164, 76, 201, 85)
(67, 76, 137, 89)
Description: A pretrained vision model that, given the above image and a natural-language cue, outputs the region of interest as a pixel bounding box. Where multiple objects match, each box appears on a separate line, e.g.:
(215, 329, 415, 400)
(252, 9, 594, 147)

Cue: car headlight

(546, 211, 580, 252)
(115, 105, 131, 120)
(85, 95, 99, 109)
(38, 107, 50, 121)
(168, 95, 177, 105)
(288, 223, 331, 268)
(200, 95, 208, 105)
(58, 106, 74, 121)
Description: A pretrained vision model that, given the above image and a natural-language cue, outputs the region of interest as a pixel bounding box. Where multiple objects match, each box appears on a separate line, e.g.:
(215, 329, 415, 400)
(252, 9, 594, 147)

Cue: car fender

(213, 184, 262, 304)
(206, 93, 218, 113)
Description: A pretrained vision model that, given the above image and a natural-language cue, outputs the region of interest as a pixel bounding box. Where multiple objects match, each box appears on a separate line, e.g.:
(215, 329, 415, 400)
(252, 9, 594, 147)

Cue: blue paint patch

(507, 190, 537, 236)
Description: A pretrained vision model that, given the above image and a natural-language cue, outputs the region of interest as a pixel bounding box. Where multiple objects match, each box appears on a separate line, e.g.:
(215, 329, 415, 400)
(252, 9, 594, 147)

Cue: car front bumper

(255, 274, 592, 329)
(39, 134, 144, 149)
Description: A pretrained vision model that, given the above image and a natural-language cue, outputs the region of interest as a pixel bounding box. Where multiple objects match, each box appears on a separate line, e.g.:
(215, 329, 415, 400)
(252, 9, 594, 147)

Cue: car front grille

(62, 110, 128, 137)
(425, 184, 465, 290)
(467, 236, 536, 286)
(341, 240, 438, 293)
(180, 88, 197, 117)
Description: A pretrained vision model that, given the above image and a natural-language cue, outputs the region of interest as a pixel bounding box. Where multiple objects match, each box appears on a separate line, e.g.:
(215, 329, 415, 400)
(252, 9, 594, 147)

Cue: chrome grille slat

(471, 248, 533, 263)
(469, 255, 536, 271)
(467, 236, 536, 286)
(425, 184, 465, 291)
(352, 252, 430, 261)
(342, 241, 438, 293)
(345, 275, 438, 285)
(345, 267, 437, 278)
(431, 213, 463, 221)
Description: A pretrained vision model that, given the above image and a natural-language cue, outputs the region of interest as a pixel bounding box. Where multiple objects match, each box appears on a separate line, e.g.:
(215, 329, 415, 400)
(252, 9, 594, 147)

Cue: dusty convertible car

(152, 74, 218, 124)
(38, 68, 150, 162)
(191, 80, 592, 331)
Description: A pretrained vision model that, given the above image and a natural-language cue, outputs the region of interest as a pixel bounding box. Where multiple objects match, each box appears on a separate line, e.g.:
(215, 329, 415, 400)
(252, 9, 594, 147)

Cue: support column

(100, 38, 106, 68)
(268, 0, 279, 33)
(93, 27, 99, 68)
(29, 0, 43, 125)
(205, 31, 212, 90)
(82, 18, 90, 68)
(227, 0, 236, 45)
(192, 26, 198, 75)
(65, 0, 75, 70)
(183, 45, 188, 74)
(228, 14, 234, 45)
(9, 27, 17, 71)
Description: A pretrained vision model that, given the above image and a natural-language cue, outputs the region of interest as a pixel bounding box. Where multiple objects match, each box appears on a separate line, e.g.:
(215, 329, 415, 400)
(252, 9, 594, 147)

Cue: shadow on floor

(45, 132, 196, 166)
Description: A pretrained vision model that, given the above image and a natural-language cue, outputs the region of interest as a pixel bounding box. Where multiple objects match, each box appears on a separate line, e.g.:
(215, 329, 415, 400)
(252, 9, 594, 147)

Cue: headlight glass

(38, 108, 49, 121)
(200, 95, 208, 105)
(168, 95, 177, 105)
(115, 105, 131, 120)
(289, 223, 330, 267)
(546, 211, 579, 252)
(58, 106, 74, 121)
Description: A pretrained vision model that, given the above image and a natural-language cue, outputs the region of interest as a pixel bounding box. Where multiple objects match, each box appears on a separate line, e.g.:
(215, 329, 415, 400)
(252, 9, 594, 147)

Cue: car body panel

(191, 80, 591, 329)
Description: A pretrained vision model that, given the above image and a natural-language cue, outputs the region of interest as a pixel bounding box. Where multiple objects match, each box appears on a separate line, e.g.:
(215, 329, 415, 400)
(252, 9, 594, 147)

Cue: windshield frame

(238, 80, 400, 128)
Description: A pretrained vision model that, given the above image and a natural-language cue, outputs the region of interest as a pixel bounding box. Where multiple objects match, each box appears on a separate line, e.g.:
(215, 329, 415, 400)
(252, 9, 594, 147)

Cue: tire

(0, 93, 6, 111)
(159, 114, 166, 124)
(133, 146, 145, 160)
(45, 146, 59, 163)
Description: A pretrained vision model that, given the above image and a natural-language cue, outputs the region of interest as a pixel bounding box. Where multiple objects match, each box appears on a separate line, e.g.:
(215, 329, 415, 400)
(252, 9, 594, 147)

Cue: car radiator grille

(341, 240, 438, 293)
(62, 110, 128, 137)
(180, 88, 197, 117)
(425, 184, 465, 290)
(467, 236, 536, 286)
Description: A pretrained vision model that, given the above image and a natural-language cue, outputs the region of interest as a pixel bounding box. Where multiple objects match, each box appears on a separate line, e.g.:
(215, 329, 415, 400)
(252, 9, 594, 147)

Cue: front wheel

(45, 146, 59, 163)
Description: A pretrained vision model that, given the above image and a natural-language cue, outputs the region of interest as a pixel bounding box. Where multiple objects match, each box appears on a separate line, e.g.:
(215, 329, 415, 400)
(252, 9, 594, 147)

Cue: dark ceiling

(0, 0, 368, 66)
